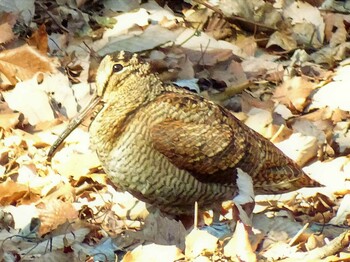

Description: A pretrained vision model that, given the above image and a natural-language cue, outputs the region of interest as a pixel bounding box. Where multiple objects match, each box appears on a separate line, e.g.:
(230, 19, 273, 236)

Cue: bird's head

(95, 51, 153, 100)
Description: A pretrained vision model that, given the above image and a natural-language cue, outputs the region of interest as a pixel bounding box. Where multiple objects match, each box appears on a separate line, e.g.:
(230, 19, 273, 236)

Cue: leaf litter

(0, 0, 350, 261)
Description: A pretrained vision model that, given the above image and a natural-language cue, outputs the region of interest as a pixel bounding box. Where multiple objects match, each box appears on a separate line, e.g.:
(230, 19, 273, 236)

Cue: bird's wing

(149, 92, 315, 192)
(149, 92, 249, 185)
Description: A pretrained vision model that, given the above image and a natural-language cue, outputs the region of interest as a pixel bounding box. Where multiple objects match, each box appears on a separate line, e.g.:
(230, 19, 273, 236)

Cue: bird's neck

(89, 75, 165, 158)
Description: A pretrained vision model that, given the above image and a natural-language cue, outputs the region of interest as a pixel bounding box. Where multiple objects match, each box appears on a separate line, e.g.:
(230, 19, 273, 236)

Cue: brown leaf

(0, 113, 20, 130)
(235, 36, 257, 57)
(37, 199, 78, 235)
(305, 234, 326, 251)
(0, 13, 17, 44)
(182, 48, 234, 66)
(273, 77, 314, 112)
(139, 212, 187, 248)
(205, 13, 233, 40)
(211, 60, 247, 88)
(0, 44, 56, 87)
(0, 179, 31, 205)
(27, 24, 48, 54)
(241, 92, 274, 113)
(267, 31, 297, 51)
(324, 13, 348, 44)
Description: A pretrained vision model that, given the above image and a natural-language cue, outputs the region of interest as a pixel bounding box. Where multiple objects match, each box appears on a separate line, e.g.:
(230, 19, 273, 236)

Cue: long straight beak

(47, 95, 102, 159)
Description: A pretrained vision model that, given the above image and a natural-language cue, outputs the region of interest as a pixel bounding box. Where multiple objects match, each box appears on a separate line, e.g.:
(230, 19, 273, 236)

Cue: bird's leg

(212, 204, 222, 224)
(207, 169, 255, 234)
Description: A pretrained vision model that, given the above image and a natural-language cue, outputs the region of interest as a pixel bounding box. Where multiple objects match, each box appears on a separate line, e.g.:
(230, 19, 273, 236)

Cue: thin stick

(289, 222, 309, 246)
(194, 201, 198, 229)
(270, 124, 285, 143)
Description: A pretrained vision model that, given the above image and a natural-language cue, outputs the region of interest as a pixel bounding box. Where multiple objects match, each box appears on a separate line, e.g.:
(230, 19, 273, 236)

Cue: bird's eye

(112, 64, 124, 73)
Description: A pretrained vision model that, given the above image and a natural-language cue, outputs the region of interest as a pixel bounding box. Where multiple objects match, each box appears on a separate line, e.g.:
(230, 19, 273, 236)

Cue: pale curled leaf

(329, 194, 350, 225)
(224, 221, 256, 261)
(283, 1, 325, 46)
(123, 243, 184, 262)
(3, 204, 39, 230)
(2, 83, 53, 125)
(185, 229, 218, 259)
(97, 24, 183, 55)
(175, 28, 245, 58)
(266, 31, 297, 51)
(303, 157, 350, 192)
(2, 71, 77, 125)
(244, 108, 273, 138)
(311, 64, 350, 111)
(275, 133, 318, 167)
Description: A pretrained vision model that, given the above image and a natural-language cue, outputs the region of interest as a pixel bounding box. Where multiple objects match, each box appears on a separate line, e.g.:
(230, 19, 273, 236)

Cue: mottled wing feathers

(149, 92, 247, 184)
(149, 91, 319, 192)
(151, 119, 246, 184)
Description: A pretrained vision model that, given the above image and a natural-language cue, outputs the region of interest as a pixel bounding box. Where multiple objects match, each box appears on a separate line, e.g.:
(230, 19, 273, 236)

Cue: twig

(37, 2, 70, 33)
(208, 81, 251, 102)
(192, 0, 276, 32)
(270, 124, 286, 143)
(178, 23, 203, 47)
(281, 230, 350, 261)
(194, 201, 198, 229)
(289, 223, 309, 246)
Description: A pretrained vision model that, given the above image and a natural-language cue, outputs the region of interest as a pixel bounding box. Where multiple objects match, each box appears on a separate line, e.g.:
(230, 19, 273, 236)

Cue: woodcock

(49, 51, 320, 215)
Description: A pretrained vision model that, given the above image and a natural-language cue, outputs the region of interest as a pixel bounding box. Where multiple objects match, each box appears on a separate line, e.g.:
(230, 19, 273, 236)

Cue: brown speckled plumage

(82, 51, 320, 215)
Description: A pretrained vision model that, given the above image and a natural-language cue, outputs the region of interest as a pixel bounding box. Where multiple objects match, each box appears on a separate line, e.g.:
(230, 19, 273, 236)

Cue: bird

(49, 51, 320, 216)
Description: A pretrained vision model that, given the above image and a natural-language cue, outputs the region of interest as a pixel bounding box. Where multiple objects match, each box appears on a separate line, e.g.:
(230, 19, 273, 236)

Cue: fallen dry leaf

(266, 31, 297, 51)
(244, 108, 273, 138)
(185, 229, 218, 259)
(0, 179, 37, 206)
(36, 199, 78, 235)
(283, 1, 324, 47)
(27, 24, 48, 54)
(123, 243, 184, 262)
(311, 64, 350, 111)
(273, 76, 314, 112)
(0, 112, 20, 130)
(224, 221, 256, 261)
(0, 13, 17, 44)
(0, 44, 57, 86)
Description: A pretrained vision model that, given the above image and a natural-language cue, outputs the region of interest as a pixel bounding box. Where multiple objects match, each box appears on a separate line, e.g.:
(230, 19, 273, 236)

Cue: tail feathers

(254, 171, 322, 195)
(292, 172, 323, 189)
